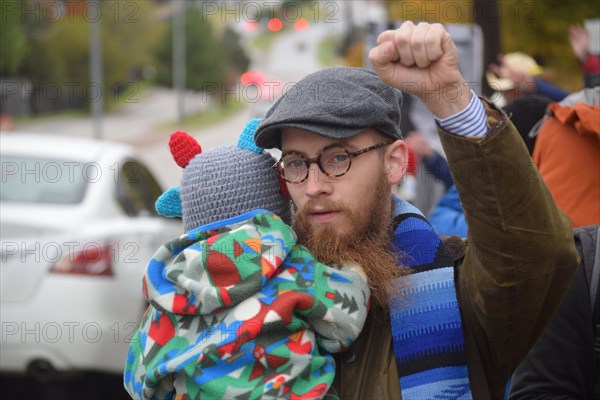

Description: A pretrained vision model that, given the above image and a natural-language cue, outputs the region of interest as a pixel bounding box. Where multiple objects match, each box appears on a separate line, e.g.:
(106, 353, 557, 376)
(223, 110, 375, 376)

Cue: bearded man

(254, 22, 579, 399)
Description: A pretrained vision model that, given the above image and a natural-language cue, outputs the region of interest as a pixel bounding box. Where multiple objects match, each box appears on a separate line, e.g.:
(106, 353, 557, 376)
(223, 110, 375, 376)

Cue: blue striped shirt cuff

(435, 91, 488, 137)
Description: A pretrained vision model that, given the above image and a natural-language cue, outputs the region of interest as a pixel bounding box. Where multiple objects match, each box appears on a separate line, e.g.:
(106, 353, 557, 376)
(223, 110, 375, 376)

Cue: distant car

(0, 133, 182, 378)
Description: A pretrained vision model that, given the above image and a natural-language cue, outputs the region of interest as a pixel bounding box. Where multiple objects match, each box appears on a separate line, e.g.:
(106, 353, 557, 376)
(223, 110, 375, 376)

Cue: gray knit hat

(155, 119, 289, 232)
(254, 67, 403, 149)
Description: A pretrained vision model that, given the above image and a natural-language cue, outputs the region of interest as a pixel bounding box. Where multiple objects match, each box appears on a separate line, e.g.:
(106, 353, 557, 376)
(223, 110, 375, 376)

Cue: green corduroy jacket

(332, 100, 580, 400)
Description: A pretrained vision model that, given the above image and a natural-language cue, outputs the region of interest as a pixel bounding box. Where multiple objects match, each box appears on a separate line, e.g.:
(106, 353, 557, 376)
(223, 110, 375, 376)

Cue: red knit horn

(169, 131, 202, 168)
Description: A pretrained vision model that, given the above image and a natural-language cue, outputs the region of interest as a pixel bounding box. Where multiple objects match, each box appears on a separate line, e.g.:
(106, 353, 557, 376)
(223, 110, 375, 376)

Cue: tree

(222, 27, 250, 77)
(155, 6, 225, 92)
(6, 0, 162, 112)
(0, 0, 27, 75)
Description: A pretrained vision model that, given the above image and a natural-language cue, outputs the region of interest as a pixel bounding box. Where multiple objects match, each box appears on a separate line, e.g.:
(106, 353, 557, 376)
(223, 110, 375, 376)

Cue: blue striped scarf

(390, 198, 472, 399)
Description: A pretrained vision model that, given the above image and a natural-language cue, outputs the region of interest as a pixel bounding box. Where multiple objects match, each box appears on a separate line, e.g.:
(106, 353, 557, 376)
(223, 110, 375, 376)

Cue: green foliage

(0, 0, 27, 74)
(5, 0, 161, 111)
(155, 7, 224, 92)
(222, 27, 250, 74)
(500, 0, 600, 90)
(100, 0, 164, 89)
(155, 6, 250, 95)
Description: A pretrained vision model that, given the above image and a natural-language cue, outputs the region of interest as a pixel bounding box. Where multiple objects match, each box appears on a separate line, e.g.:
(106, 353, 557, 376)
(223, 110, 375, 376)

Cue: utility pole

(474, 0, 502, 97)
(173, 1, 186, 124)
(89, 0, 103, 139)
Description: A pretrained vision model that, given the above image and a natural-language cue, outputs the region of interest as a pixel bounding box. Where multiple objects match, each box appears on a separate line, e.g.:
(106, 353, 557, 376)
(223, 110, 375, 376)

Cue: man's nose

(305, 163, 333, 197)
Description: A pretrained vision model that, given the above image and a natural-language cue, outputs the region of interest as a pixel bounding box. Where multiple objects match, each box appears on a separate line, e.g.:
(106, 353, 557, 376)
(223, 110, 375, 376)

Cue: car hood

(142, 210, 297, 316)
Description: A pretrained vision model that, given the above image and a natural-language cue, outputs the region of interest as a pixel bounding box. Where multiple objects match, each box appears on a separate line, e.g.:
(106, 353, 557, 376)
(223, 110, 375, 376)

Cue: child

(124, 119, 370, 400)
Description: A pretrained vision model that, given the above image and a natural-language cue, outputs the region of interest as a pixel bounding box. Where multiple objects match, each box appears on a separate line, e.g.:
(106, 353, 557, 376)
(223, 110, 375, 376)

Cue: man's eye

(331, 153, 349, 163)
(286, 159, 305, 168)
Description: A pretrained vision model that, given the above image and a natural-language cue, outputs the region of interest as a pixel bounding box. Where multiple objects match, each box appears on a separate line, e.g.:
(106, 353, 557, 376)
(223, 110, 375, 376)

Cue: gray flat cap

(254, 67, 403, 149)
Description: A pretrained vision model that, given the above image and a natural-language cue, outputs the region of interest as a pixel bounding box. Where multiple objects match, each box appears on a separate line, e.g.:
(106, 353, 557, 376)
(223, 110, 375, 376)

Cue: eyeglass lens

(280, 146, 350, 182)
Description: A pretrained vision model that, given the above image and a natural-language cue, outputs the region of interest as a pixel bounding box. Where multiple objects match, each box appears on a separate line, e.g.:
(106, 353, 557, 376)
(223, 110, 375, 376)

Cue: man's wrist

(424, 81, 472, 119)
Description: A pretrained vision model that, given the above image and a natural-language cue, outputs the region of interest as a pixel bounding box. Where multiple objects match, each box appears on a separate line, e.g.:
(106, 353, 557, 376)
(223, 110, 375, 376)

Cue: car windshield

(1, 156, 88, 204)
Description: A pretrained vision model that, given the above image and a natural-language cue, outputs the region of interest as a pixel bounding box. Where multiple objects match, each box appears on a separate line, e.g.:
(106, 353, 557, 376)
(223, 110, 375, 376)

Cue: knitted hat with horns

(156, 119, 289, 232)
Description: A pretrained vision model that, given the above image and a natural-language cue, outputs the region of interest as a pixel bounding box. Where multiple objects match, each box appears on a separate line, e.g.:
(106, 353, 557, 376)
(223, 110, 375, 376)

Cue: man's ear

(385, 140, 408, 185)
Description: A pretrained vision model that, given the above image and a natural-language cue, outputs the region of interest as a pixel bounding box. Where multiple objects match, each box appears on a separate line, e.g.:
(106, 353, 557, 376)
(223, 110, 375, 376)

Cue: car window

(115, 160, 162, 217)
(1, 156, 88, 204)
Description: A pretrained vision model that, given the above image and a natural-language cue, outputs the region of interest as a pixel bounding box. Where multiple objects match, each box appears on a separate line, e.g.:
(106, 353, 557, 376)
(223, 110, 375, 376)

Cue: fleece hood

(142, 210, 297, 316)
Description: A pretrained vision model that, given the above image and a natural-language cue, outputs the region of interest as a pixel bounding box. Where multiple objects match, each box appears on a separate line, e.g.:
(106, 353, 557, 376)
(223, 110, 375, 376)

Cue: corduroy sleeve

(437, 99, 580, 399)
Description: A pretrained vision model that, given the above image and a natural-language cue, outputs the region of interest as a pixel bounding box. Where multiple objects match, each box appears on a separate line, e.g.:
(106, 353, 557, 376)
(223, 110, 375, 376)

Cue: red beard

(292, 174, 407, 311)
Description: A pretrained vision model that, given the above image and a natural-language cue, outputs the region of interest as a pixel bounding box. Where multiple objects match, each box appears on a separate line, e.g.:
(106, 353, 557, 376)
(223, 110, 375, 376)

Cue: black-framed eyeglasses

(273, 142, 392, 184)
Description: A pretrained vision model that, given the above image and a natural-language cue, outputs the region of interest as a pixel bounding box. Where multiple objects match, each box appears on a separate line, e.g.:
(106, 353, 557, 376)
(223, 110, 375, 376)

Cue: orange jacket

(533, 102, 600, 227)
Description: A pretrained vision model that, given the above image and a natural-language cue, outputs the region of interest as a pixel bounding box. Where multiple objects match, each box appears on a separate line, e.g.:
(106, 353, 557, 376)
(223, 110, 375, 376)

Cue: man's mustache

(296, 199, 351, 218)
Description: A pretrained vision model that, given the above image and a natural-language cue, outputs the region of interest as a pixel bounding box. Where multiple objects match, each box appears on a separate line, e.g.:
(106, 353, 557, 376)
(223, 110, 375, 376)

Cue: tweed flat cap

(254, 67, 403, 149)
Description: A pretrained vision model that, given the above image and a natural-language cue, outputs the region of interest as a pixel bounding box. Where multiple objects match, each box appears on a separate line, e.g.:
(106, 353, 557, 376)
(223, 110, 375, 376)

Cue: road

(261, 24, 327, 83)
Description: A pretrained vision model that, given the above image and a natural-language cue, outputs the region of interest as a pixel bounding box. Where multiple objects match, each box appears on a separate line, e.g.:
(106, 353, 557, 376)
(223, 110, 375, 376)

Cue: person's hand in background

(568, 25, 590, 62)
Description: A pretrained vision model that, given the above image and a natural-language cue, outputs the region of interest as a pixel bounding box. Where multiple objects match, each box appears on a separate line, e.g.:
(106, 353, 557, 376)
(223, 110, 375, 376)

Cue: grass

(157, 100, 248, 132)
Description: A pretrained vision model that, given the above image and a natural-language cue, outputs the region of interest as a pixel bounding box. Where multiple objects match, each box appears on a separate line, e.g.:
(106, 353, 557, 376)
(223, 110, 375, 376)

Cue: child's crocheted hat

(155, 118, 289, 232)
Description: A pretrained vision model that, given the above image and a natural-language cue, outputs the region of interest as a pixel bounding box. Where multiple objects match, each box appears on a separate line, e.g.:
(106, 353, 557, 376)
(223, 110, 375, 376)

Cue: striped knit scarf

(390, 205, 472, 399)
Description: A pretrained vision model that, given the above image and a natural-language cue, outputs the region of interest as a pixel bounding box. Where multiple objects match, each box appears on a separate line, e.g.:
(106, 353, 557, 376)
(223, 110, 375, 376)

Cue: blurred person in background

(569, 24, 600, 88)
(508, 224, 600, 399)
(404, 131, 453, 192)
(530, 87, 600, 227)
(486, 52, 569, 107)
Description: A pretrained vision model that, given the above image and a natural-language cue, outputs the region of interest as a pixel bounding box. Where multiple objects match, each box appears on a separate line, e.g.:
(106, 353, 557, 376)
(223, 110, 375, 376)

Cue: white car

(0, 133, 182, 377)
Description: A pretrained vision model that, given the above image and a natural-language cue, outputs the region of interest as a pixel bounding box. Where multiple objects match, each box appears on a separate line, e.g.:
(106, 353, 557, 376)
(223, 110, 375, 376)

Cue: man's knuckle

(395, 35, 409, 48)
(425, 36, 437, 48)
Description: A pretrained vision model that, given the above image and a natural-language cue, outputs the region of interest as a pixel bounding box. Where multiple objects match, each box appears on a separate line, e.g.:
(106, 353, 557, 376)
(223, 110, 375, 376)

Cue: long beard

(293, 175, 407, 312)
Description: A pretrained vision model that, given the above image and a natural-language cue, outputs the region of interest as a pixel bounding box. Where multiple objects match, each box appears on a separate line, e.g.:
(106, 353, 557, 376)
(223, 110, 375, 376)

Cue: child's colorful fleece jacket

(124, 210, 370, 399)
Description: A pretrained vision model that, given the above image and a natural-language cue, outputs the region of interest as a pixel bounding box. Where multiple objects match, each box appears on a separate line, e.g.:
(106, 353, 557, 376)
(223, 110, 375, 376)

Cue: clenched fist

(368, 21, 471, 118)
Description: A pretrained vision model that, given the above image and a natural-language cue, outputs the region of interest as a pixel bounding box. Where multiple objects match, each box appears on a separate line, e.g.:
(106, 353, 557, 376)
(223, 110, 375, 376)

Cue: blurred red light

(294, 18, 309, 32)
(240, 71, 266, 86)
(240, 72, 253, 85)
(267, 18, 283, 32)
(244, 20, 258, 33)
